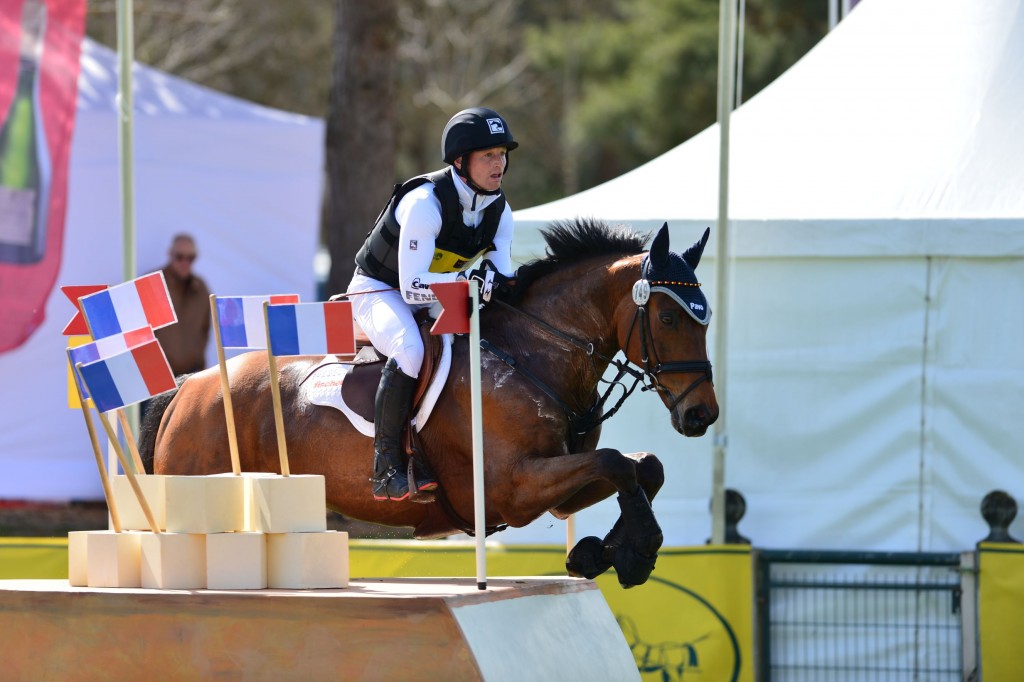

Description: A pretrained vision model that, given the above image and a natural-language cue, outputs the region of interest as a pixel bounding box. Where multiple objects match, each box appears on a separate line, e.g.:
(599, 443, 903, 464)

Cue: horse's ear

(650, 222, 670, 268)
(683, 227, 711, 270)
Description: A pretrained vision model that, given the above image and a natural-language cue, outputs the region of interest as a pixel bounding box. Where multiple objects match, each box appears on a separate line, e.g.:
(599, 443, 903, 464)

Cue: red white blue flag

(67, 326, 154, 399)
(75, 337, 176, 413)
(266, 300, 355, 357)
(215, 294, 299, 349)
(78, 271, 176, 339)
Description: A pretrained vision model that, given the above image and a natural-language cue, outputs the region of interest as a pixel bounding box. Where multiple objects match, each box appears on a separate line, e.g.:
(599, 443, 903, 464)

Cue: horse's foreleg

(500, 447, 663, 588)
(563, 453, 665, 588)
(496, 447, 638, 526)
(550, 452, 664, 518)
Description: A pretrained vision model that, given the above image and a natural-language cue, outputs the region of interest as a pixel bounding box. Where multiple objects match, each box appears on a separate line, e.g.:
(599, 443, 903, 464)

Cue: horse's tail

(138, 374, 190, 474)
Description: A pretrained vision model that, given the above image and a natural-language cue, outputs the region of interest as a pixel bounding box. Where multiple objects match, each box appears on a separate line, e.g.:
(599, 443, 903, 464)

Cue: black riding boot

(371, 358, 436, 501)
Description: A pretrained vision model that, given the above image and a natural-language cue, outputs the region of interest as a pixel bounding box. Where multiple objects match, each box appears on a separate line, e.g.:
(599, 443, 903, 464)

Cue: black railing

(756, 549, 967, 681)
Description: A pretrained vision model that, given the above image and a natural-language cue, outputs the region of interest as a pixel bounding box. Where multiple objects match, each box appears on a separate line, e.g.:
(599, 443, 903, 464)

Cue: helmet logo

(486, 118, 506, 134)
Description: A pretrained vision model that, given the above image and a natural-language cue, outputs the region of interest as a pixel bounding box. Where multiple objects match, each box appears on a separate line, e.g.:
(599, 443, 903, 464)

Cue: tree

(86, 1, 333, 117)
(323, 0, 397, 297)
(86, 0, 829, 237)
(526, 0, 827, 189)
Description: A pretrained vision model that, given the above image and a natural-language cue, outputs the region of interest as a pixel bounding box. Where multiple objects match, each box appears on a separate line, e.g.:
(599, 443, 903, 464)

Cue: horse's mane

(505, 218, 650, 303)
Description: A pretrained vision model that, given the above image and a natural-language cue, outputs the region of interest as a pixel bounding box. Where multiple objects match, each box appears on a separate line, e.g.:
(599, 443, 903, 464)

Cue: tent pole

(116, 0, 139, 438)
(735, 0, 746, 107)
(712, 0, 737, 545)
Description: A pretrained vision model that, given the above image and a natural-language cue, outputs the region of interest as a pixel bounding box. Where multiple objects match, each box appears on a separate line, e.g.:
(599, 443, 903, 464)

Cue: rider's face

(459, 146, 507, 192)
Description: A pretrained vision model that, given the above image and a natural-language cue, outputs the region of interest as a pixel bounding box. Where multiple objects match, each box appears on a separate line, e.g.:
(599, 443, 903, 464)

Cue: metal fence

(756, 550, 977, 681)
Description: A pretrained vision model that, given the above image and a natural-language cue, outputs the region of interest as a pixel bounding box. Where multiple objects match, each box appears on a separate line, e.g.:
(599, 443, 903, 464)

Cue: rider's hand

(467, 260, 516, 303)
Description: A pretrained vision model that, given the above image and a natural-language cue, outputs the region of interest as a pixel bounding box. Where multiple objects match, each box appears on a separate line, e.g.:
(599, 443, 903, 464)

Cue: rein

(483, 298, 712, 445)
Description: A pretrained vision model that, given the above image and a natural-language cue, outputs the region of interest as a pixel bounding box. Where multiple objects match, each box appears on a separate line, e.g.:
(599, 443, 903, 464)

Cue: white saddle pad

(303, 334, 453, 438)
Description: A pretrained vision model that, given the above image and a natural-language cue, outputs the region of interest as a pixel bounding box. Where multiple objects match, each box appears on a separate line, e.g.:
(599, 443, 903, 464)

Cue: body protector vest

(355, 168, 506, 287)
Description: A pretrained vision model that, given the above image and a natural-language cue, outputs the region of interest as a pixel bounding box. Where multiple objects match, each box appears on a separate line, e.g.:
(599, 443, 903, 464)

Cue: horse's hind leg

(565, 453, 665, 587)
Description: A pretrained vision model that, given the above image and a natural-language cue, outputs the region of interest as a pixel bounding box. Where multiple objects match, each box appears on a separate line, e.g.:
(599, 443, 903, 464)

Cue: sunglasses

(173, 253, 197, 262)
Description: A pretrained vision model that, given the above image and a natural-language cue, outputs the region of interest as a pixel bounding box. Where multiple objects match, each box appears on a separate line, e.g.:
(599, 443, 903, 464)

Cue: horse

(141, 218, 719, 587)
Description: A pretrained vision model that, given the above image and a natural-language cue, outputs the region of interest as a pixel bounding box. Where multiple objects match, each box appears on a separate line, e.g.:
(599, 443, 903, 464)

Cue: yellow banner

(978, 543, 1024, 681)
(66, 334, 93, 409)
(0, 538, 70, 579)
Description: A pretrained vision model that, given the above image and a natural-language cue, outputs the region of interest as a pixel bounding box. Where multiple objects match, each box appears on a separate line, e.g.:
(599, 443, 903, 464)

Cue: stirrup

(406, 457, 438, 504)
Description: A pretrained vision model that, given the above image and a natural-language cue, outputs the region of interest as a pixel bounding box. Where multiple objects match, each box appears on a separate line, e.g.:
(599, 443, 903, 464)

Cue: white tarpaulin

(501, 0, 1024, 552)
(0, 39, 323, 499)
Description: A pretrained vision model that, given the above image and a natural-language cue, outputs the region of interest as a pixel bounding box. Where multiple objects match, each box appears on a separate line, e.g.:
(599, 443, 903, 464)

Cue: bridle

(481, 270, 713, 446)
(626, 256, 714, 412)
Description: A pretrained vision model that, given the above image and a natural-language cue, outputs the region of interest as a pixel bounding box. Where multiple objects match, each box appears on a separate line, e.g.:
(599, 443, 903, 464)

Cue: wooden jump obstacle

(0, 576, 639, 681)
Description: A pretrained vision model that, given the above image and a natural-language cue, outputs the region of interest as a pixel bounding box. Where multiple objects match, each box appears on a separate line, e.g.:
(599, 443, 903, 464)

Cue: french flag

(215, 294, 300, 349)
(78, 272, 177, 340)
(76, 338, 177, 413)
(266, 301, 356, 357)
(67, 327, 156, 399)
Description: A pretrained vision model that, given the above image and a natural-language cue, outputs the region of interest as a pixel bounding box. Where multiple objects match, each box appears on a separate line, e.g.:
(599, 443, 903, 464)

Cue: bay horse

(141, 218, 719, 587)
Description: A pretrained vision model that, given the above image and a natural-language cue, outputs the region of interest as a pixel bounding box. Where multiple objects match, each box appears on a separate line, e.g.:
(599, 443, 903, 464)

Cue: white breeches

(347, 273, 425, 378)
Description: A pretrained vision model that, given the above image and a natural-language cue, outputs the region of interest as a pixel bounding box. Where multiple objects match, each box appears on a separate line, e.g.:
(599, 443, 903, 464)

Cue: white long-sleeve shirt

(393, 171, 515, 305)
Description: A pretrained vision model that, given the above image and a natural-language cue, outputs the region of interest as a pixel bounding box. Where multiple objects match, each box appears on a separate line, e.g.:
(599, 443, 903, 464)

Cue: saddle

(299, 310, 447, 499)
(340, 311, 444, 422)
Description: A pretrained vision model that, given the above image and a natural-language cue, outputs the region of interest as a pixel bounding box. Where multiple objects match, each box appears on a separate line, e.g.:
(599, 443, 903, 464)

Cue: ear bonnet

(633, 224, 711, 325)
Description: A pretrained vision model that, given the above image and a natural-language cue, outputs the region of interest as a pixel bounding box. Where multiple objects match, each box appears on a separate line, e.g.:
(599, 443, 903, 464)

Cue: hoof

(613, 544, 659, 588)
(566, 536, 612, 579)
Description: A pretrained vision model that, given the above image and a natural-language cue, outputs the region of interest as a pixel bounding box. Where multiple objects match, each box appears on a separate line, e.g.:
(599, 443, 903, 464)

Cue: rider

(348, 107, 519, 502)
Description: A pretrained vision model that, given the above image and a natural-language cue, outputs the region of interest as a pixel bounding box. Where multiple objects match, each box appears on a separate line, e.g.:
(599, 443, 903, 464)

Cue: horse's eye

(659, 312, 676, 327)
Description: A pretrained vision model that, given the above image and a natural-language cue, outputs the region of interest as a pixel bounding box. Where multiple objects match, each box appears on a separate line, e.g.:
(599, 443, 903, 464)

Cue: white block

(111, 474, 167, 531)
(67, 531, 90, 586)
(206, 532, 267, 590)
(165, 474, 245, 534)
(86, 531, 142, 588)
(267, 531, 349, 589)
(140, 533, 206, 589)
(249, 475, 327, 533)
(239, 471, 278, 531)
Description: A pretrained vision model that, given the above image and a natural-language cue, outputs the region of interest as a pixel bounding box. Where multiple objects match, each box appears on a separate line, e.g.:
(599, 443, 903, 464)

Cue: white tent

(0, 38, 324, 500)
(505, 0, 1024, 551)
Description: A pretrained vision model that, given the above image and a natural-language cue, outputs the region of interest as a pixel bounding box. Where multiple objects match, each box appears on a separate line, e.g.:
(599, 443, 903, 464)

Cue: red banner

(0, 0, 85, 352)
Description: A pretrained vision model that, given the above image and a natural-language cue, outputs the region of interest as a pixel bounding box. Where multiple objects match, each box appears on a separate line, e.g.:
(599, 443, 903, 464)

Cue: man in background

(156, 233, 210, 376)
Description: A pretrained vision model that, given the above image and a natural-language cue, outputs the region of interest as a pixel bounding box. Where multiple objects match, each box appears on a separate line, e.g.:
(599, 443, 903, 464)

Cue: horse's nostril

(684, 406, 708, 428)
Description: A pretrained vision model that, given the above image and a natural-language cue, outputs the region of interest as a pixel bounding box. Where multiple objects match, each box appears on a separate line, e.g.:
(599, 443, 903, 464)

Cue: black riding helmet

(441, 107, 518, 195)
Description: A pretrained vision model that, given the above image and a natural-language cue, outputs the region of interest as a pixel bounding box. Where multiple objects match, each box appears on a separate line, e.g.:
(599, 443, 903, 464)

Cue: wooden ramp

(0, 577, 639, 681)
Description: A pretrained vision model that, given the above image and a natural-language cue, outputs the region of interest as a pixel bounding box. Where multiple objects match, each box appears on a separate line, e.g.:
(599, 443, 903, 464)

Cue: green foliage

(523, 0, 827, 193)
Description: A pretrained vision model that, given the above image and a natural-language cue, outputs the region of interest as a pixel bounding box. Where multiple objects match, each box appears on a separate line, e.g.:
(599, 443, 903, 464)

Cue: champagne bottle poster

(0, 0, 84, 353)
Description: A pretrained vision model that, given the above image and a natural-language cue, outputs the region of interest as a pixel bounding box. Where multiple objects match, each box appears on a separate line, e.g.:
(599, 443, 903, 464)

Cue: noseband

(482, 294, 713, 443)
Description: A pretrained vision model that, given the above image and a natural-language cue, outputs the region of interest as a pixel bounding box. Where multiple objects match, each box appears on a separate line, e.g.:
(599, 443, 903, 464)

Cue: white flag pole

(566, 514, 575, 558)
(468, 281, 487, 589)
(116, 0, 136, 283)
(711, 0, 738, 545)
(116, 0, 139, 438)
